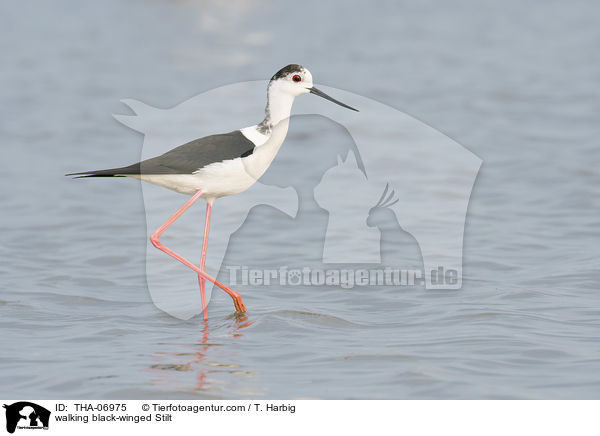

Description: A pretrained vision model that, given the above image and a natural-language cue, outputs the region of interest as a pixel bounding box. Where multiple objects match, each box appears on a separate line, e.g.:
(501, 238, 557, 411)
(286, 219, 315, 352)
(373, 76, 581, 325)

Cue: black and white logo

(3, 402, 50, 434)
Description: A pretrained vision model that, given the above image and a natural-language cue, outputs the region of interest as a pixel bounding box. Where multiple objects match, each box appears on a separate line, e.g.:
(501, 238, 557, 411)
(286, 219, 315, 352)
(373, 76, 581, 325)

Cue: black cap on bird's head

(271, 64, 305, 81)
(269, 64, 358, 112)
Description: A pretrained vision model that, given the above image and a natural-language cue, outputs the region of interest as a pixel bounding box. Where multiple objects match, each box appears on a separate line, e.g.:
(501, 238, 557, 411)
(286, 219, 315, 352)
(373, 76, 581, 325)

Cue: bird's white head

(259, 64, 358, 133)
(269, 64, 358, 110)
(268, 64, 314, 97)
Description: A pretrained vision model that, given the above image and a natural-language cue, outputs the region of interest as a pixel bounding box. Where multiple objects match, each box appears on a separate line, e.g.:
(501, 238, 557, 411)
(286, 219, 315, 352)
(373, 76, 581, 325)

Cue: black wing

(66, 130, 255, 177)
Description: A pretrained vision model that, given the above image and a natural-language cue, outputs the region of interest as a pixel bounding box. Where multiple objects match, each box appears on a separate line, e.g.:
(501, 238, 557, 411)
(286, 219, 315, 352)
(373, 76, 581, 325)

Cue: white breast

(240, 125, 269, 146)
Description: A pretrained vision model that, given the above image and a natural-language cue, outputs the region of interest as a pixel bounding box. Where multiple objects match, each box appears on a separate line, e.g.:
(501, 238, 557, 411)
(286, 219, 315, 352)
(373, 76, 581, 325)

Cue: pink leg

(197, 202, 212, 321)
(149, 189, 247, 314)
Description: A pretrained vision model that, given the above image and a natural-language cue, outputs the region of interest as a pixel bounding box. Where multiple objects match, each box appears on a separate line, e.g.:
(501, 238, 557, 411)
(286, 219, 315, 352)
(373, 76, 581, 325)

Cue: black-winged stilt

(67, 64, 358, 318)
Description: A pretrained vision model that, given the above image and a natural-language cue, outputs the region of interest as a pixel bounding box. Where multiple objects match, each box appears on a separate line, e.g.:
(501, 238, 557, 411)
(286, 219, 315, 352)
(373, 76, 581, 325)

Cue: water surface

(1, 0, 599, 399)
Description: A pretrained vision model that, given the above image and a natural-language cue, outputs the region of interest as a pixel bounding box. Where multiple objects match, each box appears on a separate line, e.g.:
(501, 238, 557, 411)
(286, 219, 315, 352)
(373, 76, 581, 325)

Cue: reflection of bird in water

(67, 64, 357, 319)
(367, 184, 423, 272)
(148, 314, 253, 392)
(192, 315, 254, 391)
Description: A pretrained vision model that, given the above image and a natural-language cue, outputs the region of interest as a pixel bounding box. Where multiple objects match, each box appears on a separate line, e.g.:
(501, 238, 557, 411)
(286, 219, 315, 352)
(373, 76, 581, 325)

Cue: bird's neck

(257, 87, 295, 135)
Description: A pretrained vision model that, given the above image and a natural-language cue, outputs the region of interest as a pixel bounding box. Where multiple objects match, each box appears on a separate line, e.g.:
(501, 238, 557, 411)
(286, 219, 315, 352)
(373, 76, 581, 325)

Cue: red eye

(292, 74, 302, 82)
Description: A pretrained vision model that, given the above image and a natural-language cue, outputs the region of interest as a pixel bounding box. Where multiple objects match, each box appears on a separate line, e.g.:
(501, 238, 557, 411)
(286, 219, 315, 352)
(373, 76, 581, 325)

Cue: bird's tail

(65, 164, 140, 178)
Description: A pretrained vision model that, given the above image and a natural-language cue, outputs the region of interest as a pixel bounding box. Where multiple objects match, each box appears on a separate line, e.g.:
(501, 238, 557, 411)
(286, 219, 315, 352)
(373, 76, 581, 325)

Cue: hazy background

(1, 0, 599, 399)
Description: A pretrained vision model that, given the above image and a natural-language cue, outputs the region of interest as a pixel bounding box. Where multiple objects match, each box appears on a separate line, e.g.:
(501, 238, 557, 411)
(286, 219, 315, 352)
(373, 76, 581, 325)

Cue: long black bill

(309, 87, 359, 112)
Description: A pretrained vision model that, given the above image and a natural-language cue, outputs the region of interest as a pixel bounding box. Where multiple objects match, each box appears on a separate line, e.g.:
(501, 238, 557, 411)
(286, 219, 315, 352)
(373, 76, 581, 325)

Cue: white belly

(128, 158, 256, 198)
